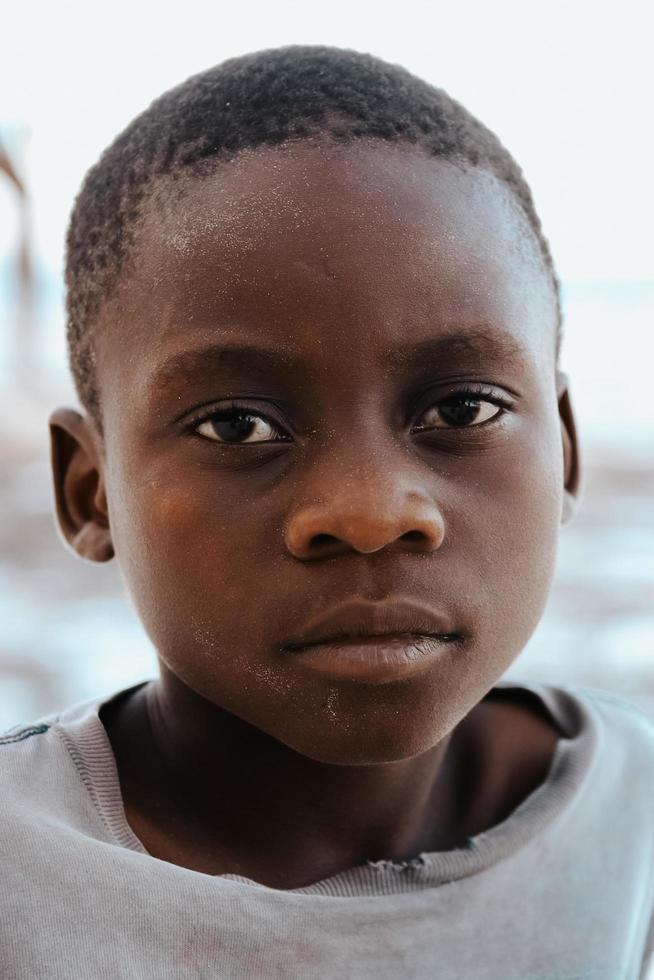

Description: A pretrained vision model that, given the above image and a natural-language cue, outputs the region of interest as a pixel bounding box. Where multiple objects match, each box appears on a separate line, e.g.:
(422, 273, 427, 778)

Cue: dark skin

(49, 138, 580, 889)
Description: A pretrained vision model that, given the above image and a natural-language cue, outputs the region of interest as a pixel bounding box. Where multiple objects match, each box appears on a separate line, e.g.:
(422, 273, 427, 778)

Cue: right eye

(193, 405, 290, 444)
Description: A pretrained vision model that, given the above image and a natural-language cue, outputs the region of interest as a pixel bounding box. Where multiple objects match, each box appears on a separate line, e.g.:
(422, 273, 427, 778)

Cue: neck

(103, 666, 478, 889)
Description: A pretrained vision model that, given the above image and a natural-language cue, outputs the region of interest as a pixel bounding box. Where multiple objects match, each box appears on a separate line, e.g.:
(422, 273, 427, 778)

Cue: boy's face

(52, 139, 579, 764)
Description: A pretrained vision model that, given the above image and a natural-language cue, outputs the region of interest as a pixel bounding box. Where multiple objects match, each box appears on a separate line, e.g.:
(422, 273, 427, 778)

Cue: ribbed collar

(52, 676, 598, 897)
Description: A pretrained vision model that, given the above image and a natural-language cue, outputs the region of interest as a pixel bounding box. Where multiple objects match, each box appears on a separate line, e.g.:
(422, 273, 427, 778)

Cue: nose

(284, 452, 446, 560)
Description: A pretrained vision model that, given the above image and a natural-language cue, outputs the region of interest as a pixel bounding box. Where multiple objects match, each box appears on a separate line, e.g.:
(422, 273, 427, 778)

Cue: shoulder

(0, 720, 53, 746)
(515, 677, 654, 747)
(0, 699, 121, 843)
(548, 682, 654, 806)
(563, 683, 654, 745)
(0, 717, 79, 864)
(504, 678, 654, 816)
(498, 677, 654, 755)
(0, 714, 73, 815)
(0, 712, 61, 763)
(0, 705, 117, 913)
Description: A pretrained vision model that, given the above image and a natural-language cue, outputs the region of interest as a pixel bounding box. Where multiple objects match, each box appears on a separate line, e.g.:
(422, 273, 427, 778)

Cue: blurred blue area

(1, 276, 653, 730)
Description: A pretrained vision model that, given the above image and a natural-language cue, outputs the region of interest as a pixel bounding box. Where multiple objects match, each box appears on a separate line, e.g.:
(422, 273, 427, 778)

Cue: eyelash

(187, 400, 292, 444)
(186, 385, 511, 445)
(413, 385, 512, 433)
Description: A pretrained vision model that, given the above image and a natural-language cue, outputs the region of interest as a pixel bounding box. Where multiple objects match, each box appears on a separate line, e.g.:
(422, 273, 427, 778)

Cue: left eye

(414, 397, 502, 430)
(194, 409, 288, 444)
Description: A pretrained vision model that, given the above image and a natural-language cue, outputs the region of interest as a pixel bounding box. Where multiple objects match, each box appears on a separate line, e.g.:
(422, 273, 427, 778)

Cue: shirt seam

(0, 723, 51, 745)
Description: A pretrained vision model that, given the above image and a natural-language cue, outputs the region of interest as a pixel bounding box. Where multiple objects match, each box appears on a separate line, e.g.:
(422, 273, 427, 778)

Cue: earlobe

(48, 407, 115, 562)
(556, 370, 583, 527)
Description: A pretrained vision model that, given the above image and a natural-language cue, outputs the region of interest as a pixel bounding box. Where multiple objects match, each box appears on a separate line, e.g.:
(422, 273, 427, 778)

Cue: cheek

(107, 473, 252, 649)
(460, 421, 564, 657)
(106, 468, 309, 732)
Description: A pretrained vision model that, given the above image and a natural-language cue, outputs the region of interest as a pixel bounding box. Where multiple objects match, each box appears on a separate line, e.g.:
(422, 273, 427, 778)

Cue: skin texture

(49, 138, 581, 888)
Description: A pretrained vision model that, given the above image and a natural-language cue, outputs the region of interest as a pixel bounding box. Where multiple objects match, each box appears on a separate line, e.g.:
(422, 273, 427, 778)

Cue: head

(50, 45, 581, 765)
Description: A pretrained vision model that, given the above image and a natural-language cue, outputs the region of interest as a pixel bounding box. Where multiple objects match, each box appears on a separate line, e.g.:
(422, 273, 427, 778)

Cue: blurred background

(1, 0, 653, 731)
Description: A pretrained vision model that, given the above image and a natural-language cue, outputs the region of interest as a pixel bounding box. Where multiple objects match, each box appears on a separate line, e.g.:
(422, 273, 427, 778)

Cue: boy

(2, 45, 654, 979)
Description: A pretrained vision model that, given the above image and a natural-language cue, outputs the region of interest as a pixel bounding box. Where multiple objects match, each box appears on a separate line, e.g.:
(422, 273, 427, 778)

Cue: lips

(282, 598, 461, 651)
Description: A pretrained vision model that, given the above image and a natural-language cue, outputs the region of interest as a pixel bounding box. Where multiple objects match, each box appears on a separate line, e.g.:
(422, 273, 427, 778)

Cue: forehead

(98, 139, 557, 391)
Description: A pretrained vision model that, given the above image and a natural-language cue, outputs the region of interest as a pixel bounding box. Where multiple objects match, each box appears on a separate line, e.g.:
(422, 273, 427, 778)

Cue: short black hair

(65, 44, 561, 427)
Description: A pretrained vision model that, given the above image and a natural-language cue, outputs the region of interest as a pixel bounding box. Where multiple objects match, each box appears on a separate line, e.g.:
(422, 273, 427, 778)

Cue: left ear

(556, 369, 582, 525)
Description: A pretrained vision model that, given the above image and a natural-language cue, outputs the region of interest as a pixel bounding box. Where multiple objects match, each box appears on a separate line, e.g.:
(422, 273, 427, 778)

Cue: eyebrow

(152, 343, 303, 391)
(384, 328, 528, 370)
(151, 327, 528, 390)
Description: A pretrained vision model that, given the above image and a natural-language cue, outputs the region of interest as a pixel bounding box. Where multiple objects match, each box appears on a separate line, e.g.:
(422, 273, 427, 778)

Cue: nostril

(402, 530, 424, 542)
(312, 533, 339, 548)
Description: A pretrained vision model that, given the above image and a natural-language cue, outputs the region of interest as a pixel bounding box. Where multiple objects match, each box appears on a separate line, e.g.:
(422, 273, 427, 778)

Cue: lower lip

(289, 633, 457, 683)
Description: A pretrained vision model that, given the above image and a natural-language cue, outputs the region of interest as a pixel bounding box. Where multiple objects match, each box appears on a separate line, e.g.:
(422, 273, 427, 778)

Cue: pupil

(438, 398, 481, 427)
(210, 412, 256, 442)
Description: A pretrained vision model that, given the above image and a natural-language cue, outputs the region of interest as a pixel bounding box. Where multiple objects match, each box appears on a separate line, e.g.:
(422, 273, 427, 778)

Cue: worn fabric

(2, 677, 654, 979)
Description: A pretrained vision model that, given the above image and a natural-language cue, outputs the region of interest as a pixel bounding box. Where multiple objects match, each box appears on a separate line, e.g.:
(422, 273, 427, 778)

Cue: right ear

(48, 407, 114, 562)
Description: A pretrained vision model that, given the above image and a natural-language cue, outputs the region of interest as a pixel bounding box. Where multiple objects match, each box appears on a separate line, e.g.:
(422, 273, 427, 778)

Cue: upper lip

(283, 599, 459, 651)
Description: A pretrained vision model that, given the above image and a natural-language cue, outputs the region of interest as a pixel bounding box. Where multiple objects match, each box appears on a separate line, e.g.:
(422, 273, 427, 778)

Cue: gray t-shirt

(2, 677, 654, 980)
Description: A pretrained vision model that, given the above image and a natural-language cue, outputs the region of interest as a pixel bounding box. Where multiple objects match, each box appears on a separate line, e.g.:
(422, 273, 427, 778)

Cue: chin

(276, 708, 454, 767)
